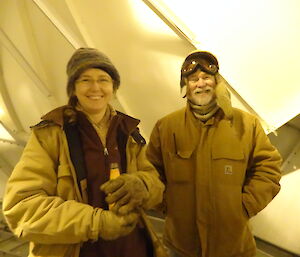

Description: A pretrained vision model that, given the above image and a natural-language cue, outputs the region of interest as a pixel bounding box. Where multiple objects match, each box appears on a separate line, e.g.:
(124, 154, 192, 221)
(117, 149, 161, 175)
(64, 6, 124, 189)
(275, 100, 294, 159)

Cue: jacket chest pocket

(166, 149, 195, 183)
(211, 122, 248, 185)
(57, 164, 75, 200)
(212, 144, 246, 185)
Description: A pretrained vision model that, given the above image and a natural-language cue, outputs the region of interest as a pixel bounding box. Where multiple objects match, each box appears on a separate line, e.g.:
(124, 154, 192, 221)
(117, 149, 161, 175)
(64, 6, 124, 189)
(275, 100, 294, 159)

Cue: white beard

(187, 86, 215, 106)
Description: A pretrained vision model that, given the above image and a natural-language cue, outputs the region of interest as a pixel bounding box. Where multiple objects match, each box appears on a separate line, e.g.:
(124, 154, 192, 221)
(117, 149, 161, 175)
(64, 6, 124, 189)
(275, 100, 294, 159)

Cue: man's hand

(99, 209, 139, 240)
(100, 174, 149, 215)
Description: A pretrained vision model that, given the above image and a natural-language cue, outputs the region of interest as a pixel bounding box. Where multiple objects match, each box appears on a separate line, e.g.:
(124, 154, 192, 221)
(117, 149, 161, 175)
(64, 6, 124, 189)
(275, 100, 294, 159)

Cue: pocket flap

(177, 149, 194, 159)
(212, 147, 244, 160)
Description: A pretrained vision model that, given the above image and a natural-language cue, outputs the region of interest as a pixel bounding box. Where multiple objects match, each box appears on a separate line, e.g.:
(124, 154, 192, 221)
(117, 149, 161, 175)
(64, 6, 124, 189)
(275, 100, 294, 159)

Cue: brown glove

(98, 209, 139, 240)
(100, 174, 149, 215)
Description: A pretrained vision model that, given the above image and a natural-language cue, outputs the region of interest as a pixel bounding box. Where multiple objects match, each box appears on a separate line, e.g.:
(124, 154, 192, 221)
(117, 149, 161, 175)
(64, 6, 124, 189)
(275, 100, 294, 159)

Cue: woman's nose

(90, 80, 101, 90)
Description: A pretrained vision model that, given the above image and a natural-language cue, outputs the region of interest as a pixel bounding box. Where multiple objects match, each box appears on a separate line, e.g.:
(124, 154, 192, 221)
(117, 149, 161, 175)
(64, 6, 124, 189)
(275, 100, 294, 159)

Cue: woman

(2, 48, 164, 257)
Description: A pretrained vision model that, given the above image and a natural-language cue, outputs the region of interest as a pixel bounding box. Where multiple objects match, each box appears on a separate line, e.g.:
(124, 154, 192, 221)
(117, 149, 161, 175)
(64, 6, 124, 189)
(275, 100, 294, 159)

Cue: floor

(255, 238, 299, 257)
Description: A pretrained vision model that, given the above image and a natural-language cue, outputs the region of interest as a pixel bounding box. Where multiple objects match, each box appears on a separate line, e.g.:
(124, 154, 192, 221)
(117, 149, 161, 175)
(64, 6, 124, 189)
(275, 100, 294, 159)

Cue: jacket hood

(215, 73, 233, 120)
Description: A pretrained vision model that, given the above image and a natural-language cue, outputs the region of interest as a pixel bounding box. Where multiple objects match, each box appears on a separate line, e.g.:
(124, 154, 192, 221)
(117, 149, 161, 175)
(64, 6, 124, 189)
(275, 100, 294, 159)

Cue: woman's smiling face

(74, 68, 114, 115)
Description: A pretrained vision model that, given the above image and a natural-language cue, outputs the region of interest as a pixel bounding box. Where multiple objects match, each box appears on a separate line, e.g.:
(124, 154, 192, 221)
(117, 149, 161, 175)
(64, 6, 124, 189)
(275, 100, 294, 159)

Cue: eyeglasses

(76, 77, 113, 86)
(181, 57, 218, 76)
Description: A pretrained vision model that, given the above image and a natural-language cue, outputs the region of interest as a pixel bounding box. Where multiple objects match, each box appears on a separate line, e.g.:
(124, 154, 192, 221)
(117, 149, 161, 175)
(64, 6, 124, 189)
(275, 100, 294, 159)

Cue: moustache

(193, 87, 214, 94)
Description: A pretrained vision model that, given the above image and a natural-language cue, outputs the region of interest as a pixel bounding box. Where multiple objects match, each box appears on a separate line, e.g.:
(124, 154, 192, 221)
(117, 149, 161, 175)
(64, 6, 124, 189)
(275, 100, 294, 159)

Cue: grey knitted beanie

(66, 47, 120, 101)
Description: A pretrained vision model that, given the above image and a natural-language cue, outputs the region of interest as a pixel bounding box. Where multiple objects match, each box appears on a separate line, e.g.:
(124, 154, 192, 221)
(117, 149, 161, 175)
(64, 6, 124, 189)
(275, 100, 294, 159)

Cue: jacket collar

(116, 110, 140, 134)
(41, 105, 67, 127)
(186, 102, 228, 126)
(40, 105, 140, 135)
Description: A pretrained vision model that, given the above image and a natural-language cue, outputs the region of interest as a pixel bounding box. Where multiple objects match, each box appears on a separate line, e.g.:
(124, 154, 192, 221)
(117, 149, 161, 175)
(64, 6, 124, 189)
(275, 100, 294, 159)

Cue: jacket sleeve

(242, 118, 282, 218)
(2, 128, 101, 244)
(126, 135, 164, 210)
(145, 121, 167, 213)
(146, 121, 166, 181)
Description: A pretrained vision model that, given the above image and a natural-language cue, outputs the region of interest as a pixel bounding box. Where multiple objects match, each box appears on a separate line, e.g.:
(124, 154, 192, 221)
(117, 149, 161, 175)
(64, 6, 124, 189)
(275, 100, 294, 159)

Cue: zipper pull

(104, 147, 109, 156)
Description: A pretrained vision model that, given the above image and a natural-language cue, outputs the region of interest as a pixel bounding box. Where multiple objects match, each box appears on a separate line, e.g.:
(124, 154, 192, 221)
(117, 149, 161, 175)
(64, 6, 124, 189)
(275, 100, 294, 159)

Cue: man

(146, 50, 282, 257)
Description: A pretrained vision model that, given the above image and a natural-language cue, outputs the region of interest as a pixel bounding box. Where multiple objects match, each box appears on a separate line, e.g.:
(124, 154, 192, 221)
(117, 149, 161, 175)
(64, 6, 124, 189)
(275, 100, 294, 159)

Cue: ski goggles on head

(181, 52, 219, 77)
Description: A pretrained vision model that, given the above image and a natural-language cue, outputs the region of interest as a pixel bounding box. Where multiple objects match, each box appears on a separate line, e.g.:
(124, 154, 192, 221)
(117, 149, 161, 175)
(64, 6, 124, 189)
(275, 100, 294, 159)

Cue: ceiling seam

(31, 0, 85, 49)
(0, 27, 52, 98)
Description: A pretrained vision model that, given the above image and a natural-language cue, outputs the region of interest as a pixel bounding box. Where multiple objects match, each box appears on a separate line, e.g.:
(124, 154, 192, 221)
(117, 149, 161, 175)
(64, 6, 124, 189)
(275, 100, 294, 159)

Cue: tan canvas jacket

(3, 107, 164, 257)
(147, 105, 282, 257)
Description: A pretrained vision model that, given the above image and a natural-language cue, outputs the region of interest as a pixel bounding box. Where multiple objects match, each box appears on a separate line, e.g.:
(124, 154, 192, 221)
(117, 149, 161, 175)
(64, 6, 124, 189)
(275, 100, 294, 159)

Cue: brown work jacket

(147, 104, 282, 257)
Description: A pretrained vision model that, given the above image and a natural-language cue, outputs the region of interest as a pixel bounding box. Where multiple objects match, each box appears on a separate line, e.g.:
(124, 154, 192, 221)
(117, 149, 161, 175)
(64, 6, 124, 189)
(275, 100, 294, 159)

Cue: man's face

(186, 69, 217, 106)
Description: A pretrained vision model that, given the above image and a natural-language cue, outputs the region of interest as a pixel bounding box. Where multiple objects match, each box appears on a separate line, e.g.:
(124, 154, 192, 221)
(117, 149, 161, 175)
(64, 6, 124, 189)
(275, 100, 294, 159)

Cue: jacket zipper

(104, 147, 109, 156)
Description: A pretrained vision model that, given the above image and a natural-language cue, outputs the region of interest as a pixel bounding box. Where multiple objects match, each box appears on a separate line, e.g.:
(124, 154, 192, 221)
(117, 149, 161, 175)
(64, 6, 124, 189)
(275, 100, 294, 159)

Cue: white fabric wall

(250, 169, 300, 255)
